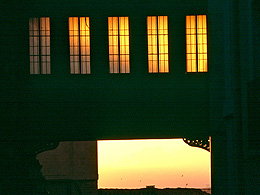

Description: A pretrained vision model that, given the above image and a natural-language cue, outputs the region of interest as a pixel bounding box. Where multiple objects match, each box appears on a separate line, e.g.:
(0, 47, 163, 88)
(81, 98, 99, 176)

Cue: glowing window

(108, 17, 130, 73)
(186, 15, 207, 72)
(147, 16, 169, 73)
(29, 17, 51, 74)
(69, 17, 90, 74)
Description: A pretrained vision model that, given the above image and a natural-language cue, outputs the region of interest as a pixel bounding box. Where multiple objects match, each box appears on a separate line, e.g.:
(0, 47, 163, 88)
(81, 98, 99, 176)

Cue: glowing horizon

(98, 139, 211, 189)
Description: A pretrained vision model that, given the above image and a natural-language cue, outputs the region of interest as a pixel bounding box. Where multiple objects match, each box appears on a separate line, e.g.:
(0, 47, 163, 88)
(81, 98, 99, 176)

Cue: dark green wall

(1, 0, 209, 141)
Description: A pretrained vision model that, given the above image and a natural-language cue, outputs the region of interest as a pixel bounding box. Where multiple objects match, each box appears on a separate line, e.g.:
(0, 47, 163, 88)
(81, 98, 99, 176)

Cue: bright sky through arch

(98, 139, 211, 189)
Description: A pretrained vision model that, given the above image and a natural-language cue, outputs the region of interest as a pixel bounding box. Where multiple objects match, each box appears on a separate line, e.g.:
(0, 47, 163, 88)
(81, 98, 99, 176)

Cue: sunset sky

(98, 139, 211, 189)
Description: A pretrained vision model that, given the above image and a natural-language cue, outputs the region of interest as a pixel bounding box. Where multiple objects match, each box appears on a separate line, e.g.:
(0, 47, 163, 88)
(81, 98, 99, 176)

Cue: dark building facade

(1, 0, 260, 194)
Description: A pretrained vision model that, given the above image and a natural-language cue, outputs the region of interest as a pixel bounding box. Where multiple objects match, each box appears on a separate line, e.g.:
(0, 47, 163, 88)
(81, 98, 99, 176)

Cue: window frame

(147, 15, 169, 74)
(108, 16, 131, 74)
(186, 15, 208, 73)
(29, 17, 51, 75)
(69, 16, 91, 74)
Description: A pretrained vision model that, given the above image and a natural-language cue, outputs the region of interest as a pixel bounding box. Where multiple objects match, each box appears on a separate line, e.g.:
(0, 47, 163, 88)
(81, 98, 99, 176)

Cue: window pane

(80, 17, 91, 74)
(147, 16, 158, 73)
(197, 15, 207, 72)
(158, 16, 169, 73)
(119, 17, 130, 73)
(29, 17, 50, 74)
(148, 16, 169, 73)
(186, 16, 197, 73)
(69, 17, 79, 74)
(69, 17, 91, 74)
(186, 15, 207, 73)
(109, 17, 130, 74)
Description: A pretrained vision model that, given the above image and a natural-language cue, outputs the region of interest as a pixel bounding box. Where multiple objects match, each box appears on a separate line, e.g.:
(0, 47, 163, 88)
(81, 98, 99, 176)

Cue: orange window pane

(108, 17, 130, 73)
(69, 17, 90, 74)
(197, 15, 207, 72)
(186, 16, 197, 72)
(158, 16, 169, 73)
(147, 16, 169, 73)
(186, 15, 207, 73)
(29, 17, 50, 74)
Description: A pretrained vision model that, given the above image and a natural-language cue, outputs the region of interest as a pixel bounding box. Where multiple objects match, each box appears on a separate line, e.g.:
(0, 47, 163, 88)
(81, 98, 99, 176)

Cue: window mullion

(157, 16, 160, 72)
(118, 17, 121, 73)
(78, 17, 81, 73)
(45, 18, 47, 74)
(38, 18, 42, 74)
(196, 16, 198, 72)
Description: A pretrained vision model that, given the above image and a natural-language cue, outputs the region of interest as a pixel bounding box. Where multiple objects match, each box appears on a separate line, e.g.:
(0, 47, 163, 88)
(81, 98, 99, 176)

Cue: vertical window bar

(33, 18, 39, 74)
(119, 17, 130, 73)
(38, 17, 42, 74)
(158, 16, 169, 73)
(186, 15, 197, 72)
(80, 17, 84, 73)
(197, 15, 207, 72)
(119, 17, 123, 73)
(40, 17, 47, 74)
(156, 16, 160, 72)
(69, 17, 77, 74)
(147, 16, 158, 73)
(109, 17, 119, 73)
(29, 18, 39, 74)
(45, 17, 50, 74)
(78, 17, 82, 73)
(115, 17, 121, 73)
(158, 16, 162, 72)
(75, 17, 79, 74)
(80, 17, 91, 74)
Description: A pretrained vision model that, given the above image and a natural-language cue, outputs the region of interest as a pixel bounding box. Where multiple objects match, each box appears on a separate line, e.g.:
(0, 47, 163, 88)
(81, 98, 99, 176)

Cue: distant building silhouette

(98, 187, 210, 195)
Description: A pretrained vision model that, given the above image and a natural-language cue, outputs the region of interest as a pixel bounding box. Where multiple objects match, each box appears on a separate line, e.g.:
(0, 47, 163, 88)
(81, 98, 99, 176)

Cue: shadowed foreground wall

(37, 141, 98, 195)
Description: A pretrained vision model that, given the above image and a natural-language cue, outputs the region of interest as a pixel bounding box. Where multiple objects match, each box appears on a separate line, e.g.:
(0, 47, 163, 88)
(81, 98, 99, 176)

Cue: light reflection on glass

(69, 17, 90, 74)
(186, 15, 207, 72)
(29, 17, 51, 74)
(108, 17, 130, 73)
(147, 16, 169, 73)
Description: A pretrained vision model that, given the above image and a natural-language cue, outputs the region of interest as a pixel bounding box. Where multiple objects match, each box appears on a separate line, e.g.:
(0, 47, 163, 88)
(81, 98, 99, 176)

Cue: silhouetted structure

(37, 141, 98, 194)
(98, 187, 210, 195)
(1, 0, 260, 194)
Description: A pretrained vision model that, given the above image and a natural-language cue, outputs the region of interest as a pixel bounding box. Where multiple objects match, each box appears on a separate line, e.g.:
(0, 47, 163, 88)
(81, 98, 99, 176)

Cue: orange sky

(98, 139, 211, 189)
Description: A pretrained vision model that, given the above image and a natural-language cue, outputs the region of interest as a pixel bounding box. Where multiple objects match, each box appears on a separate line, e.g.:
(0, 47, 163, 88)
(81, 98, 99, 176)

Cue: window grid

(186, 15, 207, 72)
(108, 17, 130, 74)
(69, 17, 90, 74)
(158, 16, 169, 73)
(197, 15, 207, 72)
(29, 17, 51, 74)
(119, 17, 130, 73)
(147, 16, 169, 73)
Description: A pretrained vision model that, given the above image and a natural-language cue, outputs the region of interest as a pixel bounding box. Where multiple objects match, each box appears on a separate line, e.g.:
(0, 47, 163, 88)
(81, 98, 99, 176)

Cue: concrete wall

(208, 0, 260, 194)
(37, 141, 98, 194)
